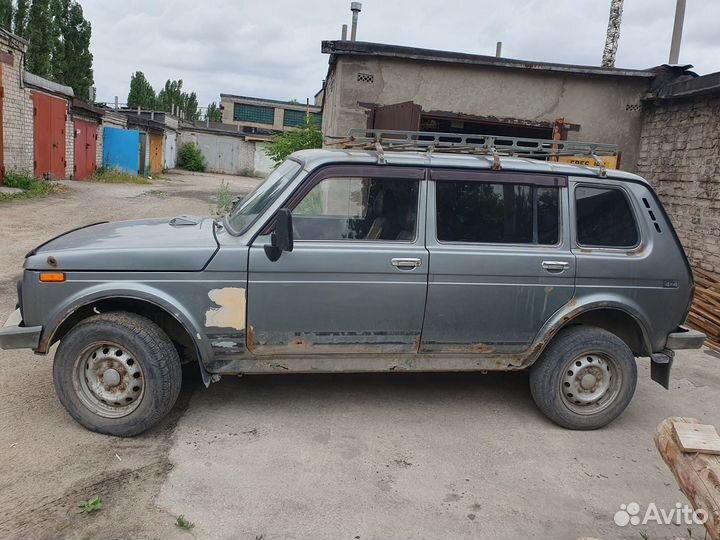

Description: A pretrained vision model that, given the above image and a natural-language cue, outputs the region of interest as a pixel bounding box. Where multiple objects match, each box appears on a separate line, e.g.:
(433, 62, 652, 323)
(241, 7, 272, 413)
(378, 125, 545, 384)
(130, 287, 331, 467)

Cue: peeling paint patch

(205, 287, 246, 330)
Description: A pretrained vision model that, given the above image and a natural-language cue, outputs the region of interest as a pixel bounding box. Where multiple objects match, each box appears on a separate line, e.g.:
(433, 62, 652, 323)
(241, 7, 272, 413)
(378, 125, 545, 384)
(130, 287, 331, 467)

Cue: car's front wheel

(529, 325, 638, 430)
(53, 312, 182, 437)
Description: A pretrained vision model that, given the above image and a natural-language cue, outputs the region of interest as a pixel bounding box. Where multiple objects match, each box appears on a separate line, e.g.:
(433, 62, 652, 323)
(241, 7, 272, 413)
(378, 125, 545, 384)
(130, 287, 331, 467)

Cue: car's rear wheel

(53, 312, 182, 437)
(529, 326, 637, 430)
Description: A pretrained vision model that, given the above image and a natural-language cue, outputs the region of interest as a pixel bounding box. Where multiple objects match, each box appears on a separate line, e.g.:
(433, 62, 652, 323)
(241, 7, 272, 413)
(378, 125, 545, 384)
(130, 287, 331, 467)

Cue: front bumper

(0, 309, 42, 350)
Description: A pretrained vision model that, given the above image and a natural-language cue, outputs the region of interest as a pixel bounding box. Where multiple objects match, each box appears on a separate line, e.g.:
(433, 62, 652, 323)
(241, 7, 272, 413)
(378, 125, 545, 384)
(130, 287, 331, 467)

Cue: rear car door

(421, 169, 575, 354)
(246, 165, 428, 355)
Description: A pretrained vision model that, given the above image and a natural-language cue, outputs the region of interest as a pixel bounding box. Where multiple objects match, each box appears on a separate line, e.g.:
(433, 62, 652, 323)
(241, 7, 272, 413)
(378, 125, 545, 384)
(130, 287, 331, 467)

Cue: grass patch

(212, 179, 233, 216)
(78, 495, 103, 514)
(90, 166, 150, 184)
(175, 515, 195, 531)
(0, 171, 66, 202)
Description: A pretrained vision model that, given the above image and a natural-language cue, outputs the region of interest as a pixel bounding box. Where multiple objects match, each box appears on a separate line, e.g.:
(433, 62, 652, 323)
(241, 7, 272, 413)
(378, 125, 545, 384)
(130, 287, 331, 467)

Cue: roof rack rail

(326, 129, 617, 177)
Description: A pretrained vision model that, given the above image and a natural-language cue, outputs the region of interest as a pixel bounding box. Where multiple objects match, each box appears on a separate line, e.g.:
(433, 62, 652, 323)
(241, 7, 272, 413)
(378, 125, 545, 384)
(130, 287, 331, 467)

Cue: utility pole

(669, 0, 686, 64)
(601, 0, 624, 68)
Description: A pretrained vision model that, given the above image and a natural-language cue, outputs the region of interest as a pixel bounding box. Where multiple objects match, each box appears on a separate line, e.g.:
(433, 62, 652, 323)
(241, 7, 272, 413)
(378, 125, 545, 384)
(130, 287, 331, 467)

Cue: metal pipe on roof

(350, 2, 361, 41)
(495, 41, 502, 58)
(669, 0, 686, 64)
(341, 24, 347, 40)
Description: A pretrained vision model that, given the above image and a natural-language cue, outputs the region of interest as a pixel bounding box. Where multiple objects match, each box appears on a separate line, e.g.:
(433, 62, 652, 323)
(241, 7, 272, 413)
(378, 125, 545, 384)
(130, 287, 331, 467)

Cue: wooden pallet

(689, 268, 720, 352)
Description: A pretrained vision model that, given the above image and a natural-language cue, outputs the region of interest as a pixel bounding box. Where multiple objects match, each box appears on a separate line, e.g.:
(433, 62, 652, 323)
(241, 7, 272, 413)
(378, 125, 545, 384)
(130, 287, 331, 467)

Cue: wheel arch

(42, 294, 212, 384)
(528, 301, 653, 366)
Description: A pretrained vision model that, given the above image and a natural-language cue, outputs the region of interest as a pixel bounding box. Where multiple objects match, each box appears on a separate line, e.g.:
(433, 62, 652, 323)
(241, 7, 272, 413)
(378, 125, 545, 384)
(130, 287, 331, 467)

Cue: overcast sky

(82, 0, 719, 111)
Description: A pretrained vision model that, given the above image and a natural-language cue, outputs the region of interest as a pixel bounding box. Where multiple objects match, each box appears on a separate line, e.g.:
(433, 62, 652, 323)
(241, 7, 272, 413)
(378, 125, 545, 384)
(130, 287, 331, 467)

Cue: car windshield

(224, 159, 302, 235)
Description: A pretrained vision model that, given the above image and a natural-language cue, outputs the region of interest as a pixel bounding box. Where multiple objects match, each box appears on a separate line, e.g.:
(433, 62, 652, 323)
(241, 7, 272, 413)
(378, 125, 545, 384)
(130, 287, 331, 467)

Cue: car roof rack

(325, 129, 618, 177)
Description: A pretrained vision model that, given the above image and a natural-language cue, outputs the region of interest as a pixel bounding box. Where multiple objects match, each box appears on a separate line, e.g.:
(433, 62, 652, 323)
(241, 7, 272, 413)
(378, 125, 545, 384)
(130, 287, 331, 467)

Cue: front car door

(246, 165, 428, 355)
(421, 169, 576, 354)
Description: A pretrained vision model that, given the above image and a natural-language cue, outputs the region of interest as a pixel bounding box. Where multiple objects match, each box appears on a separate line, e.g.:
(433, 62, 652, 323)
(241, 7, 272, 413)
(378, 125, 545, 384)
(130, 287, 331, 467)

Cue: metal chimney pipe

(341, 24, 348, 40)
(114, 96, 118, 111)
(350, 2, 362, 41)
(669, 0, 686, 64)
(495, 41, 503, 57)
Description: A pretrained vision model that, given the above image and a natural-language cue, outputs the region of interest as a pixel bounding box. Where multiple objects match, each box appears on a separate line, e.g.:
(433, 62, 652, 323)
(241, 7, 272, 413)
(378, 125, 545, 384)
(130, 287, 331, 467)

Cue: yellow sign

(557, 155, 618, 169)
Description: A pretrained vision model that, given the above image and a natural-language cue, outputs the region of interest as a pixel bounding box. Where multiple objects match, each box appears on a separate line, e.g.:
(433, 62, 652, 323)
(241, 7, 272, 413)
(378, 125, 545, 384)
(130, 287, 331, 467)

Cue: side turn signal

(39, 272, 65, 283)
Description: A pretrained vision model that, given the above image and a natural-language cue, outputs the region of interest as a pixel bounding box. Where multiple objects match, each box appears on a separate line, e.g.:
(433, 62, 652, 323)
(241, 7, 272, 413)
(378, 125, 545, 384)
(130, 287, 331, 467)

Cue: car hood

(25, 216, 219, 271)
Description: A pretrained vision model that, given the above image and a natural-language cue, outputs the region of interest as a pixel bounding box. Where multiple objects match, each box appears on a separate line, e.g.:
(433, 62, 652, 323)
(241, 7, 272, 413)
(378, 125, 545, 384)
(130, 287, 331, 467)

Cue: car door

(421, 169, 576, 354)
(246, 165, 428, 355)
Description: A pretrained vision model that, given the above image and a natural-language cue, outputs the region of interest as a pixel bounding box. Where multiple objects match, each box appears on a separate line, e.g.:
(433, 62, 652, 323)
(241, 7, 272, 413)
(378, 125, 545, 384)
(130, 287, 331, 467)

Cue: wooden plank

(674, 422, 720, 455)
(655, 417, 720, 540)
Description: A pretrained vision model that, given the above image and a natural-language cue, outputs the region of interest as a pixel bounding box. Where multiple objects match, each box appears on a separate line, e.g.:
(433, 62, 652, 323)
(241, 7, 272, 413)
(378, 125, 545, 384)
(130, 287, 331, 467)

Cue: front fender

(38, 282, 214, 367)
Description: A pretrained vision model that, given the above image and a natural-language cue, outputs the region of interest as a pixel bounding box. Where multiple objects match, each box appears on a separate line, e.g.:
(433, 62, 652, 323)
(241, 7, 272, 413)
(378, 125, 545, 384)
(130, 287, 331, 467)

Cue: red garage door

(73, 119, 97, 180)
(33, 92, 67, 179)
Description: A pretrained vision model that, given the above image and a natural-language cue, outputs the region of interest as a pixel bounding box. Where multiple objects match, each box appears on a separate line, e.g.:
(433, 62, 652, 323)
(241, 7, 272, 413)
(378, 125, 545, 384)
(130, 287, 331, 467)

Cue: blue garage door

(103, 127, 140, 174)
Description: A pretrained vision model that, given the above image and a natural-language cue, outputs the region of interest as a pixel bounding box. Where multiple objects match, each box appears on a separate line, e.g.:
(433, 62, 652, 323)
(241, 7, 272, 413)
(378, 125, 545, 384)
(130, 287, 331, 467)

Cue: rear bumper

(0, 309, 42, 350)
(665, 325, 706, 350)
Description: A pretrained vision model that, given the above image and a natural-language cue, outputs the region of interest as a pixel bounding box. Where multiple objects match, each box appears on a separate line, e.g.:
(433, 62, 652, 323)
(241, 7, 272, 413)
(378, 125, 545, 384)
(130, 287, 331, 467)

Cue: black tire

(529, 325, 637, 430)
(53, 312, 182, 437)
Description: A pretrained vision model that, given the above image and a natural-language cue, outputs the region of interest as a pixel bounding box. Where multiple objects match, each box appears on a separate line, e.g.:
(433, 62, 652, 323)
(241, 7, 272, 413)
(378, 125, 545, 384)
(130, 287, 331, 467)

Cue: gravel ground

(0, 170, 718, 540)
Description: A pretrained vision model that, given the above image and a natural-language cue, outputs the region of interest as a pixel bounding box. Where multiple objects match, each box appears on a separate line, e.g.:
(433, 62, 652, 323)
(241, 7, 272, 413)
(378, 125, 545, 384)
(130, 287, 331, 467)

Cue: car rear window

(435, 181, 559, 245)
(575, 186, 639, 248)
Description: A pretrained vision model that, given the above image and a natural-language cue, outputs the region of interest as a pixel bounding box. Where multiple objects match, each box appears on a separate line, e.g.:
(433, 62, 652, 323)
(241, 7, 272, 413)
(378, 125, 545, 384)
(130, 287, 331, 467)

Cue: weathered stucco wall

(637, 95, 720, 272)
(323, 56, 652, 171)
(179, 130, 268, 177)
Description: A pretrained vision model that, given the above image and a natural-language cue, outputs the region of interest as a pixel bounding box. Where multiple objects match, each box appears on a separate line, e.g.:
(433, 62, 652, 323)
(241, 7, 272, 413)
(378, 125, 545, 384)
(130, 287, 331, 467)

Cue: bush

(0, 171, 65, 201)
(264, 115, 323, 167)
(4, 171, 37, 190)
(177, 142, 207, 172)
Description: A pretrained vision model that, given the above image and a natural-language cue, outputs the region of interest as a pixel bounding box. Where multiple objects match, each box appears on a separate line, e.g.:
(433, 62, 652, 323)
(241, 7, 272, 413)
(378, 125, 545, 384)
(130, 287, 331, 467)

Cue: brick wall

(1, 33, 33, 174)
(65, 117, 73, 178)
(637, 95, 720, 273)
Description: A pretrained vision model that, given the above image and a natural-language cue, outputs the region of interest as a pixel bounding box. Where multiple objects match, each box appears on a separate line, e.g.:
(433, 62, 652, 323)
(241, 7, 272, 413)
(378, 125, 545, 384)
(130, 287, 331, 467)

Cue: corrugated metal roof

(321, 40, 658, 79)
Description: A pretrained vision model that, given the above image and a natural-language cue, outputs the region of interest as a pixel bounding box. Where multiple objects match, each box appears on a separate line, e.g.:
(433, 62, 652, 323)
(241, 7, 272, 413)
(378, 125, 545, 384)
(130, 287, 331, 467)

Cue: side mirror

(264, 208, 294, 262)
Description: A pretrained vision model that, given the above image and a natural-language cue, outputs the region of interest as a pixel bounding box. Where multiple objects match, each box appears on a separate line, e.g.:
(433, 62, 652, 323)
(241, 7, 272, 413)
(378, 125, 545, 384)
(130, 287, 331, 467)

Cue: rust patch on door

(205, 288, 246, 330)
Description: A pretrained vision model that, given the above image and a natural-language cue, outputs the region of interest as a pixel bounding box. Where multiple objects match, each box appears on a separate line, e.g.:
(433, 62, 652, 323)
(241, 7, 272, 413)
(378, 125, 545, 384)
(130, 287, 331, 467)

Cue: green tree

(183, 91, 198, 120)
(127, 71, 156, 109)
(264, 114, 323, 167)
(13, 0, 28, 37)
(51, 0, 93, 99)
(0, 0, 13, 30)
(157, 79, 199, 120)
(25, 0, 53, 77)
(206, 102, 222, 122)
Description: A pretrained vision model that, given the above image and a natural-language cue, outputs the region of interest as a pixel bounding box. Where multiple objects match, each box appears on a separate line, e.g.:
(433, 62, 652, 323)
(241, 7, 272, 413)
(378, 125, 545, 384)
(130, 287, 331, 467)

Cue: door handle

(391, 258, 421, 270)
(542, 260, 569, 272)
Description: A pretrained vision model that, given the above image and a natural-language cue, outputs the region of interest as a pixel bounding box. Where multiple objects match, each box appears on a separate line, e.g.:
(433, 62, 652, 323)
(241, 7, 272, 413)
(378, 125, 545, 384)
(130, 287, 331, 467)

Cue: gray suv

(0, 137, 706, 436)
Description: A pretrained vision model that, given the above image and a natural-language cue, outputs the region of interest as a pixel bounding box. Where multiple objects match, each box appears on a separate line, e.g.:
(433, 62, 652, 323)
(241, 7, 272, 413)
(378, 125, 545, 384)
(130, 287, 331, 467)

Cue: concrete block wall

(637, 95, 720, 272)
(1, 34, 33, 175)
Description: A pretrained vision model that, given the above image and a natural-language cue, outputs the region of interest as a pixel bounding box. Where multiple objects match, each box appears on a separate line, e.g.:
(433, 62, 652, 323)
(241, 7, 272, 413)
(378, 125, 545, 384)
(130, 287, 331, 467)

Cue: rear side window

(575, 186, 639, 247)
(436, 181, 559, 245)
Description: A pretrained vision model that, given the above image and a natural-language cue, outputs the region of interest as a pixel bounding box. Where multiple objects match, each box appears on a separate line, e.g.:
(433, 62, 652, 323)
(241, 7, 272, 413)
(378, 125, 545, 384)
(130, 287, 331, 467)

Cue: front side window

(224, 159, 301, 234)
(575, 185, 639, 247)
(292, 176, 419, 241)
(436, 181, 559, 245)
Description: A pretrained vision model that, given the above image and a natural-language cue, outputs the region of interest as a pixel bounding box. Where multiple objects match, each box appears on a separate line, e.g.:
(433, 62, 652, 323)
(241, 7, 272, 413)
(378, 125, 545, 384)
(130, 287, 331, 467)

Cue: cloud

(82, 0, 719, 110)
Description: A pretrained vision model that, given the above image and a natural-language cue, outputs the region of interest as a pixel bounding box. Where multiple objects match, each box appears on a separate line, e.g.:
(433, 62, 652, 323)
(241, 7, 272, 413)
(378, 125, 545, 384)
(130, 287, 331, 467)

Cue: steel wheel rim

(559, 352, 622, 415)
(72, 341, 145, 418)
